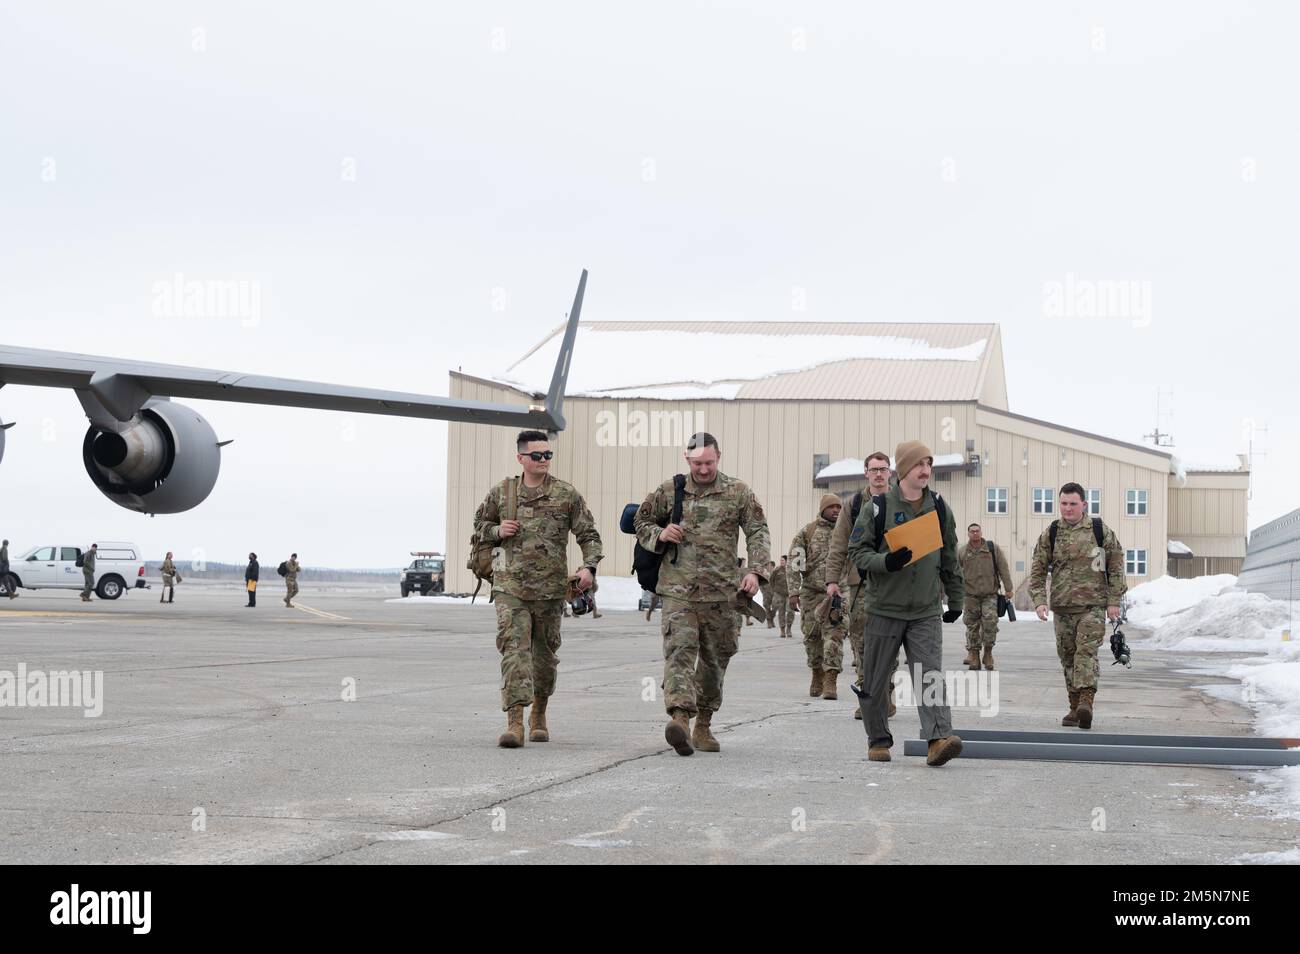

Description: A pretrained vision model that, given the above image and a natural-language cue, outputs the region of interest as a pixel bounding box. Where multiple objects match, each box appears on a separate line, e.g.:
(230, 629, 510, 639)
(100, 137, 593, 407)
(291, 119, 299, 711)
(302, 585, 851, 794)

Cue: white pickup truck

(7, 541, 146, 600)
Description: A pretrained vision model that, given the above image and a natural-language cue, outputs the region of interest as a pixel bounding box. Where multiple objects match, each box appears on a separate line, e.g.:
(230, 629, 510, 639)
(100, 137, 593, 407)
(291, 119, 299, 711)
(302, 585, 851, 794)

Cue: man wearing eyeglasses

(474, 430, 603, 749)
(635, 432, 771, 756)
(824, 452, 898, 720)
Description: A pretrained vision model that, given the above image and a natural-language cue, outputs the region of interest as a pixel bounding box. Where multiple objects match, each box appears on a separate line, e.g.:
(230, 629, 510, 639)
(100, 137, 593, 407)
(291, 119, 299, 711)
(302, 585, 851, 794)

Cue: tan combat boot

(665, 708, 694, 756)
(888, 698, 897, 718)
(528, 695, 550, 742)
(926, 735, 963, 767)
(1076, 688, 1095, 730)
(809, 666, 824, 697)
(868, 746, 891, 762)
(964, 647, 980, 670)
(822, 669, 838, 701)
(1061, 689, 1080, 727)
(692, 708, 721, 752)
(982, 645, 995, 671)
(497, 705, 526, 748)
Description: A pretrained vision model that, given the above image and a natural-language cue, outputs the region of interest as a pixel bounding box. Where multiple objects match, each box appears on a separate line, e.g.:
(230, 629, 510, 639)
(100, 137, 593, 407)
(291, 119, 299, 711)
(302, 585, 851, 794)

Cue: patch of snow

(1168, 540, 1193, 556)
(497, 328, 986, 399)
(1124, 574, 1237, 629)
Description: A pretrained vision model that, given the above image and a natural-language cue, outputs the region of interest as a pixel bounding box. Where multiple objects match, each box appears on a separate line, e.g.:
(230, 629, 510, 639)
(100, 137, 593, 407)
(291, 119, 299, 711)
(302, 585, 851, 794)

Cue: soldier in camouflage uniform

(1029, 482, 1126, 730)
(826, 451, 897, 719)
(283, 553, 301, 607)
(958, 524, 1012, 671)
(474, 430, 603, 748)
(772, 555, 792, 636)
(761, 561, 777, 629)
(635, 432, 770, 756)
(789, 494, 849, 701)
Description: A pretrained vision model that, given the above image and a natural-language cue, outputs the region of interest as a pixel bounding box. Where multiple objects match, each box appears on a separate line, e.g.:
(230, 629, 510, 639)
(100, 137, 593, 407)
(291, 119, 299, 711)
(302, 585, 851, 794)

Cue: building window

(1126, 549, 1147, 575)
(1126, 489, 1148, 516)
(986, 487, 1008, 514)
(1032, 487, 1054, 515)
(1087, 489, 1101, 516)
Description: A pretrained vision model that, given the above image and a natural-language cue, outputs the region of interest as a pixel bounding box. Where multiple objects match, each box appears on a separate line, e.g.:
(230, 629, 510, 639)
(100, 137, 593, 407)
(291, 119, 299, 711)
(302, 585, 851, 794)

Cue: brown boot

(853, 706, 862, 720)
(528, 695, 550, 742)
(868, 746, 891, 762)
(1077, 688, 1095, 730)
(692, 708, 721, 752)
(982, 645, 995, 671)
(497, 705, 526, 748)
(809, 666, 824, 697)
(964, 648, 980, 670)
(926, 735, 963, 766)
(1061, 689, 1080, 727)
(822, 669, 838, 701)
(888, 699, 897, 718)
(665, 708, 694, 756)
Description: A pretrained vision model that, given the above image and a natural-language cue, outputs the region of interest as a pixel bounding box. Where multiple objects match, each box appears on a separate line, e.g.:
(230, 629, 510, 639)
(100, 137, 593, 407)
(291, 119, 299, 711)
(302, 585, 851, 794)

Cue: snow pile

(1147, 591, 1294, 651)
(1124, 574, 1238, 630)
(498, 328, 986, 399)
(1167, 540, 1193, 556)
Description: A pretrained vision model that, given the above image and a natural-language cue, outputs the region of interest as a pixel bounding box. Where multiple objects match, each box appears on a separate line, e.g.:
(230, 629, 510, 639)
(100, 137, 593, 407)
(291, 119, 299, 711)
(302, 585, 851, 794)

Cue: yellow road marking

(291, 603, 351, 621)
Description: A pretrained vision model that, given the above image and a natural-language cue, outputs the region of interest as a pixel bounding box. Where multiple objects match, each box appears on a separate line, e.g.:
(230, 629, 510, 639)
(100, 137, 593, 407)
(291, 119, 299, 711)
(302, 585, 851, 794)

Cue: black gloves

(883, 547, 913, 572)
(942, 608, 962, 623)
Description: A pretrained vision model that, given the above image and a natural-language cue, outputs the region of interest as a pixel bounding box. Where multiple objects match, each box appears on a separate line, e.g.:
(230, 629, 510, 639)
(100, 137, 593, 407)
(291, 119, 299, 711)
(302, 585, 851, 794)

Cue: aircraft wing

(0, 269, 587, 431)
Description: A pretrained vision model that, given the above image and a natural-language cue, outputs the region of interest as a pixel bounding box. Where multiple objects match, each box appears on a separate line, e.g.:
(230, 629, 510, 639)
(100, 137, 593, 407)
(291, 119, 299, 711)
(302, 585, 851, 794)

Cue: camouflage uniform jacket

(789, 515, 849, 596)
(958, 541, 1012, 598)
(634, 472, 770, 602)
(770, 565, 789, 599)
(1028, 517, 1126, 612)
(475, 474, 603, 601)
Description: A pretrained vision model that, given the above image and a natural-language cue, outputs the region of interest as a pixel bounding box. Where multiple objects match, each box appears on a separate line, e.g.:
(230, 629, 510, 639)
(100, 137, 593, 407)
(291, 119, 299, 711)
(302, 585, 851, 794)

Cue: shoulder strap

(504, 477, 519, 522)
(1092, 518, 1110, 584)
(872, 495, 887, 550)
(988, 540, 1002, 590)
(1048, 520, 1060, 560)
(850, 490, 863, 527)
(934, 492, 947, 529)
(671, 474, 686, 523)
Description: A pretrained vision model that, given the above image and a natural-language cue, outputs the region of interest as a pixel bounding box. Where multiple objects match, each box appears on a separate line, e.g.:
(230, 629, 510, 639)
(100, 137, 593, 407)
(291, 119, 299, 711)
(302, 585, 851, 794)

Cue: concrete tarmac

(1, 585, 1295, 864)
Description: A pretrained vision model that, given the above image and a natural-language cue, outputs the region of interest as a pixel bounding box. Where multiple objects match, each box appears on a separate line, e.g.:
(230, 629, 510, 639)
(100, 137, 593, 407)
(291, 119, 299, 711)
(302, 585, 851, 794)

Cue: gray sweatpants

(859, 613, 952, 750)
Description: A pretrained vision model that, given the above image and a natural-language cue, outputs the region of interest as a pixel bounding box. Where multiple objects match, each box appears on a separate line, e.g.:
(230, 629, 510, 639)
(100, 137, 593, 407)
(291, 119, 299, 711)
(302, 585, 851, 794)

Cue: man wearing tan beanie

(789, 494, 851, 700)
(848, 441, 966, 767)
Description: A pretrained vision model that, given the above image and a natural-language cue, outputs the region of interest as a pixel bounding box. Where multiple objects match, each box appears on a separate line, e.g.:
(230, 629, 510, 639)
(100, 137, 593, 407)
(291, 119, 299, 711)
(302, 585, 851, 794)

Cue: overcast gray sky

(1, 1, 1295, 567)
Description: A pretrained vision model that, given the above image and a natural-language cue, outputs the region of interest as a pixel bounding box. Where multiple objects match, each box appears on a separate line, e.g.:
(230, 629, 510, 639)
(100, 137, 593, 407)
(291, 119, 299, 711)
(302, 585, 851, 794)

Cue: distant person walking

(282, 553, 300, 607)
(1, 539, 17, 599)
(160, 551, 179, 604)
(245, 553, 259, 607)
(80, 543, 98, 602)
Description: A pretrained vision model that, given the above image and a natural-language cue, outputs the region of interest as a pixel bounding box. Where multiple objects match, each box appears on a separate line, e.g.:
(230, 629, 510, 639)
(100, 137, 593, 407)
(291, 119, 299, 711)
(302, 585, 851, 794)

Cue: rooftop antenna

(1143, 388, 1175, 448)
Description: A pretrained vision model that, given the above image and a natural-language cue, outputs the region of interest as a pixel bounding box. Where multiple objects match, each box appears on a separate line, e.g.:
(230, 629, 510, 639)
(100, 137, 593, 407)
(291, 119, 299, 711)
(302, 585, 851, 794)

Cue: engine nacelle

(82, 401, 222, 514)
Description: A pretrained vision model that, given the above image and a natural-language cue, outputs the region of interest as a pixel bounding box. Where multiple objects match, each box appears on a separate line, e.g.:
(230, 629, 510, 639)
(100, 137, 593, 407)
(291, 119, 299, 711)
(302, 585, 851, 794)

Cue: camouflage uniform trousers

(494, 592, 564, 711)
(848, 585, 899, 689)
(777, 597, 794, 635)
(963, 594, 998, 649)
(761, 583, 775, 628)
(1054, 607, 1106, 691)
(800, 592, 846, 673)
(662, 598, 740, 715)
(285, 578, 299, 603)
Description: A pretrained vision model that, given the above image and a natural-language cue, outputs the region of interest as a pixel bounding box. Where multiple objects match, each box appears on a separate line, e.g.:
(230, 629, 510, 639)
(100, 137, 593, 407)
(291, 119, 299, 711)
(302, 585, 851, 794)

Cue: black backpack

(1048, 517, 1109, 584)
(277, 561, 288, 577)
(622, 475, 686, 593)
(74, 553, 85, 568)
(850, 489, 948, 552)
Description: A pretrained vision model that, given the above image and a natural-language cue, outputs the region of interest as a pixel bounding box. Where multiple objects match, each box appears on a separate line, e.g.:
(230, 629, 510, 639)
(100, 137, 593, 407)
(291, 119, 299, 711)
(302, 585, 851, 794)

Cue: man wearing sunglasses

(634, 432, 771, 756)
(474, 430, 603, 749)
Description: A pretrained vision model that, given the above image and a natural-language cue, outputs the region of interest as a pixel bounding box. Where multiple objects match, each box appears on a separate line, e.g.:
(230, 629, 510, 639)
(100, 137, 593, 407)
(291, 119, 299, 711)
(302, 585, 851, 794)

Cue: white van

(9, 541, 146, 600)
